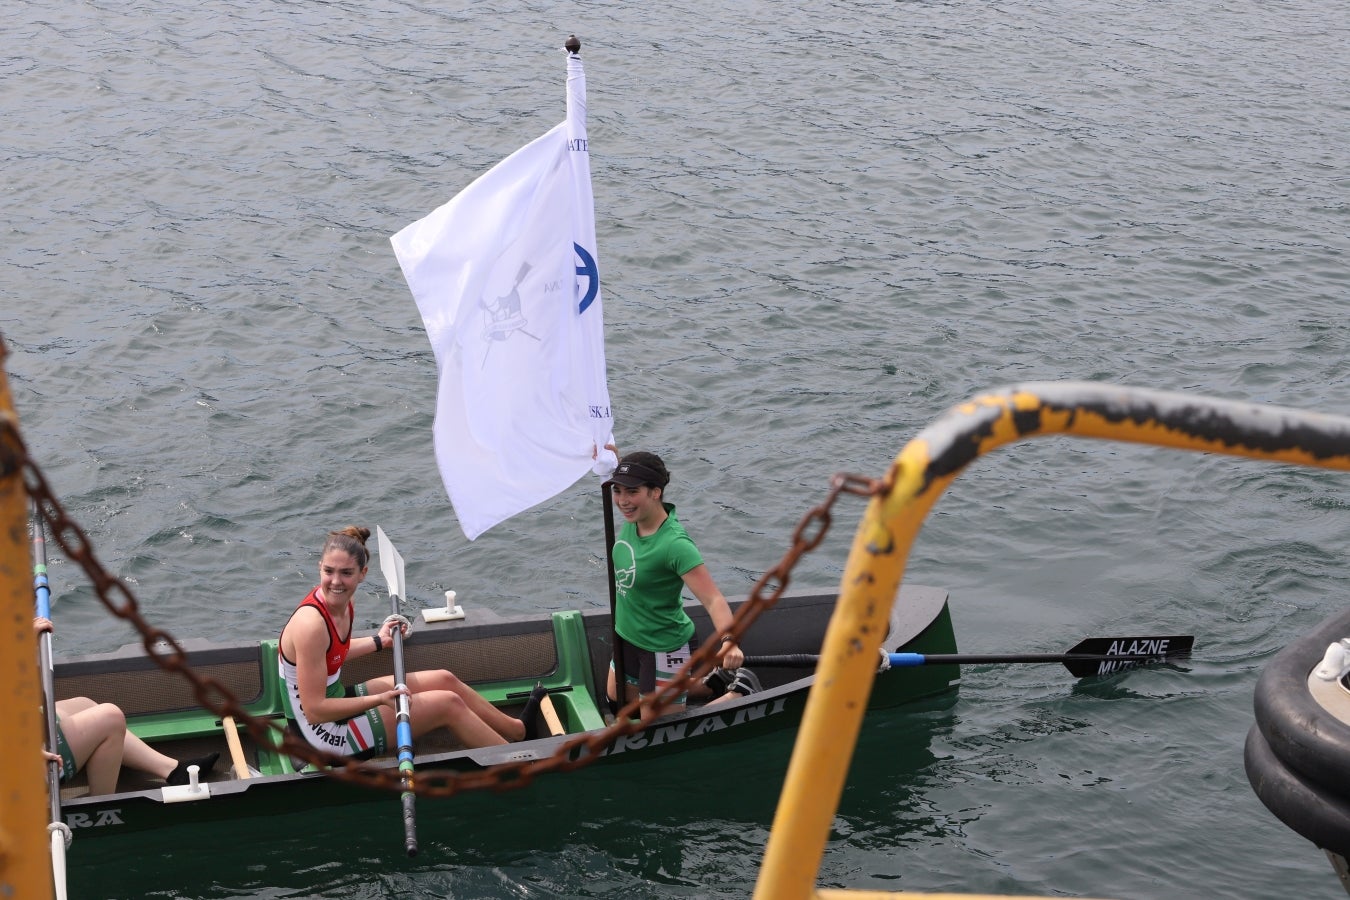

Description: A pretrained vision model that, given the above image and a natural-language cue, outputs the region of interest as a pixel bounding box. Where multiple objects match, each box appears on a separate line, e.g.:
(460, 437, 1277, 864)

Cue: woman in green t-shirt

(604, 451, 759, 720)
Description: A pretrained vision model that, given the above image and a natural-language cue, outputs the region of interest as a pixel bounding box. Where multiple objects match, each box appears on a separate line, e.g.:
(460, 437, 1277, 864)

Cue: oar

(375, 526, 418, 858)
(221, 716, 251, 779)
(32, 512, 69, 900)
(539, 695, 566, 737)
(746, 634, 1195, 679)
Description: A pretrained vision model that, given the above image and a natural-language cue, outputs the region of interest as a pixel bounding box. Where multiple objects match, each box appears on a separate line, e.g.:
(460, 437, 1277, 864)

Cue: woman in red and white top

(278, 526, 544, 757)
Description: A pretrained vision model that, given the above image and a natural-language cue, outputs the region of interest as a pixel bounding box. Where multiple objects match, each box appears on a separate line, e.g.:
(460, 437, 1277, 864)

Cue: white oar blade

(375, 526, 406, 600)
(51, 830, 68, 900)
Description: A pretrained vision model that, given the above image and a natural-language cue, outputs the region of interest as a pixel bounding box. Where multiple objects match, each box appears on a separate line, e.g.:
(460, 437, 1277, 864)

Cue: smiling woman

(277, 526, 546, 756)
(603, 452, 760, 719)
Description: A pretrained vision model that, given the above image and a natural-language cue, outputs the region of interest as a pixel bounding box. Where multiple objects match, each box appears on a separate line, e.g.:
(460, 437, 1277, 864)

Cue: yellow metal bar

(817, 893, 1113, 900)
(0, 339, 53, 899)
(755, 382, 1350, 899)
(754, 421, 955, 898)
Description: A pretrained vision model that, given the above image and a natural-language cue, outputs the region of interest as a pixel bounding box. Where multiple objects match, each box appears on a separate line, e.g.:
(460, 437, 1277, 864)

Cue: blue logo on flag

(575, 243, 599, 314)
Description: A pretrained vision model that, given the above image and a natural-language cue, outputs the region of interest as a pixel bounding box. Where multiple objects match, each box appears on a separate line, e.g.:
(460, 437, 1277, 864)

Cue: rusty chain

(5, 413, 883, 797)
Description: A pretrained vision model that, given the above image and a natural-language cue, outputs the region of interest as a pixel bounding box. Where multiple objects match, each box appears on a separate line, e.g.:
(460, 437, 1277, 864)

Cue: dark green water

(6, 0, 1350, 896)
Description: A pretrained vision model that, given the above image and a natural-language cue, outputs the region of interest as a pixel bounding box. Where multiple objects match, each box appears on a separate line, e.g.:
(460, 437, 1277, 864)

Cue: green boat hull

(53, 586, 957, 841)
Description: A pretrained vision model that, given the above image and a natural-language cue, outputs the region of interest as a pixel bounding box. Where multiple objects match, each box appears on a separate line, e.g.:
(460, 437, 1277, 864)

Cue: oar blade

(375, 525, 406, 601)
(1063, 635, 1195, 678)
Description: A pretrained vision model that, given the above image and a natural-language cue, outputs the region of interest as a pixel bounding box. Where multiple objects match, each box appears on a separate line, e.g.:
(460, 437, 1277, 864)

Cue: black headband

(608, 460, 668, 488)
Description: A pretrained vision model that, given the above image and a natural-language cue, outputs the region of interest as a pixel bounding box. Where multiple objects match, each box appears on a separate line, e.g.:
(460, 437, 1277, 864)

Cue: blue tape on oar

(33, 527, 52, 620)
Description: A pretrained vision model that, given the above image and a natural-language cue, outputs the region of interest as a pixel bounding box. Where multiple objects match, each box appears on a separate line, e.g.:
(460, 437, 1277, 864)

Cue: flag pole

(564, 32, 625, 720)
(602, 480, 625, 719)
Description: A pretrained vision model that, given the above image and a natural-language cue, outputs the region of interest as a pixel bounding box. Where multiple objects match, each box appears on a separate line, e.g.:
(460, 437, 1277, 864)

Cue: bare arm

(345, 617, 404, 661)
(682, 564, 744, 669)
(287, 608, 401, 724)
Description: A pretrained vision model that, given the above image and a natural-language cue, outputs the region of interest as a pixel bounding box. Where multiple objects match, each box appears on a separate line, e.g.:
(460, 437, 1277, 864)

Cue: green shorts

(53, 715, 77, 783)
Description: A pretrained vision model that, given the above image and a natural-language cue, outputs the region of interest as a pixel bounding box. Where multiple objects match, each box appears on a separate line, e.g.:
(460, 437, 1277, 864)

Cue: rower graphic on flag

(392, 43, 615, 540)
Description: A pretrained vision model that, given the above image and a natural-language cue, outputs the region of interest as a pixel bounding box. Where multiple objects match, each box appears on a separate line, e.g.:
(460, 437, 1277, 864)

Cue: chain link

(6, 415, 881, 797)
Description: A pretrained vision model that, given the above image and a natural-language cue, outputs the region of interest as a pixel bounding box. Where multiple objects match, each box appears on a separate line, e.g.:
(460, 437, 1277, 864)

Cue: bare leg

(56, 698, 208, 787)
(118, 730, 179, 780)
(417, 690, 507, 747)
(607, 667, 644, 718)
(55, 699, 126, 795)
(370, 691, 506, 749)
(415, 669, 524, 740)
(365, 670, 524, 744)
(605, 669, 684, 723)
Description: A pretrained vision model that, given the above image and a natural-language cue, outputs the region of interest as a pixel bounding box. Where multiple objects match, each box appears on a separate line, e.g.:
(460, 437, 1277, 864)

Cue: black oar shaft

(908, 652, 1169, 665)
(741, 653, 1186, 666)
(744, 639, 1194, 676)
(741, 652, 1145, 667)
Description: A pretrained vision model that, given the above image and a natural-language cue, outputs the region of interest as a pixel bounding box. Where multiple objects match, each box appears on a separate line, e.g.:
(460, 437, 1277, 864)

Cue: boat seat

(52, 641, 278, 743)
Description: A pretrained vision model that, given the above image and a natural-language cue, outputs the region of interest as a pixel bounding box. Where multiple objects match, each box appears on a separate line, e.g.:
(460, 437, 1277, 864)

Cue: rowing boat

(52, 585, 957, 839)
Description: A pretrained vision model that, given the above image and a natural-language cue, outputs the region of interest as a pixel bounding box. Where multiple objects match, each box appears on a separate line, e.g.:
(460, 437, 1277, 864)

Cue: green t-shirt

(612, 503, 704, 652)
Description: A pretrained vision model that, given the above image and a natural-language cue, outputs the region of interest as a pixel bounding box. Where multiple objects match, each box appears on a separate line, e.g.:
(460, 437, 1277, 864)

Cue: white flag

(392, 50, 614, 541)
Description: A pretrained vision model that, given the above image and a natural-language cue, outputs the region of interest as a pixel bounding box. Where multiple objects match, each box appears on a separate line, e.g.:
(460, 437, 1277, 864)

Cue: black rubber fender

(1245, 724, 1350, 856)
(1251, 606, 1350, 800)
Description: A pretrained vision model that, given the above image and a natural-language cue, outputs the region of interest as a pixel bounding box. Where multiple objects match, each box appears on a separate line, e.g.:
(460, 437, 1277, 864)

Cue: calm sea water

(5, 0, 1350, 897)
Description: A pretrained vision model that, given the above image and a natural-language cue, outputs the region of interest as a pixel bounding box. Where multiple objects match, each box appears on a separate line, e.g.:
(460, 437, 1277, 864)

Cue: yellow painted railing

(755, 382, 1350, 899)
(0, 342, 53, 900)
